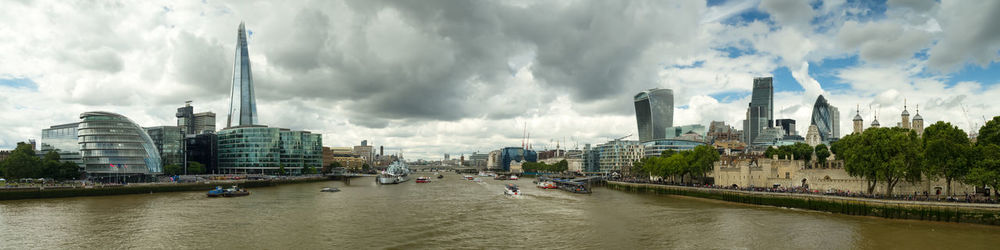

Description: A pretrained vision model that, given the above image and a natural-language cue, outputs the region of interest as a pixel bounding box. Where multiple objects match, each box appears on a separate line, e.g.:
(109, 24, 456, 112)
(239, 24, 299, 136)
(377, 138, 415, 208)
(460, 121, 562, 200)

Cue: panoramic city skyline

(1, 0, 999, 160)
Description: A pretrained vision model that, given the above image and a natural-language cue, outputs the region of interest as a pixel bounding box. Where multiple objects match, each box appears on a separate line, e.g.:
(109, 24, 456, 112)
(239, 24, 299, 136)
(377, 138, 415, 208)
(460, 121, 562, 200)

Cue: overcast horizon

(1, 0, 999, 160)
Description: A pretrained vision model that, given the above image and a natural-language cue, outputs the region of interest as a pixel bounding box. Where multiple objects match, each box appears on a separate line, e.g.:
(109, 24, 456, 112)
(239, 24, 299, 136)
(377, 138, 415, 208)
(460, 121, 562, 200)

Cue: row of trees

(163, 162, 206, 176)
(632, 145, 720, 184)
(763, 143, 832, 165)
(833, 117, 1000, 196)
(0, 142, 81, 181)
(522, 160, 569, 173)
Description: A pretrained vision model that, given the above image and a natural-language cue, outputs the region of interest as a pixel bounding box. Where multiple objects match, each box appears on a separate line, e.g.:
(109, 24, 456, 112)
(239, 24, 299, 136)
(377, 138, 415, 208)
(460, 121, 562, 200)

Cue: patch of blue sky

(948, 62, 1000, 87)
(0, 77, 38, 91)
(709, 91, 749, 104)
(771, 66, 803, 93)
(810, 55, 859, 91)
(723, 9, 771, 26)
(717, 45, 757, 58)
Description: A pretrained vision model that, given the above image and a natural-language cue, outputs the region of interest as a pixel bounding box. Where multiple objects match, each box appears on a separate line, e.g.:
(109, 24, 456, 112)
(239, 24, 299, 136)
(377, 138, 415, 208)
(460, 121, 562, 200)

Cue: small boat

(221, 186, 250, 197)
(321, 187, 340, 192)
(509, 175, 519, 180)
(473, 178, 483, 183)
(504, 184, 521, 197)
(416, 177, 431, 183)
(206, 186, 225, 197)
(493, 175, 508, 180)
(437, 174, 444, 179)
(536, 181, 557, 189)
(464, 175, 474, 180)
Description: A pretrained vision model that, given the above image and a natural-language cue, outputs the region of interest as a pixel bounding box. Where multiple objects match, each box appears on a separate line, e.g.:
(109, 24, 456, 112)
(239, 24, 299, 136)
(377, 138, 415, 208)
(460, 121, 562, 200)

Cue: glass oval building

(78, 111, 162, 181)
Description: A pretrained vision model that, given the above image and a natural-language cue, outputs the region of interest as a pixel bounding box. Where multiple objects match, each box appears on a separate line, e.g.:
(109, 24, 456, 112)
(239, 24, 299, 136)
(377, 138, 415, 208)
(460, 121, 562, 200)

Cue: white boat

(321, 187, 340, 192)
(377, 161, 411, 185)
(509, 175, 519, 180)
(473, 178, 483, 183)
(504, 184, 521, 197)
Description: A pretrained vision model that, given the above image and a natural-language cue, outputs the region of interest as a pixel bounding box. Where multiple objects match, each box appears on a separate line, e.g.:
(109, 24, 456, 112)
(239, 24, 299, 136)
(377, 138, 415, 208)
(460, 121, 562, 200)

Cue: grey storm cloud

(243, 0, 701, 127)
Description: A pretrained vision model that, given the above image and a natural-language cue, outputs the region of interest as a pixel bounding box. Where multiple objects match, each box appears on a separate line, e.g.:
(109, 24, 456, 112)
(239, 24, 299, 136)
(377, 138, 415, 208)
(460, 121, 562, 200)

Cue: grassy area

(607, 181, 1000, 226)
(0, 177, 330, 201)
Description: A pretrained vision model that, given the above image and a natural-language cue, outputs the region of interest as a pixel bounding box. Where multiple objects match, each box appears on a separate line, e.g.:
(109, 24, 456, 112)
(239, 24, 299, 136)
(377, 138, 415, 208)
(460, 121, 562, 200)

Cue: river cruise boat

(416, 177, 431, 183)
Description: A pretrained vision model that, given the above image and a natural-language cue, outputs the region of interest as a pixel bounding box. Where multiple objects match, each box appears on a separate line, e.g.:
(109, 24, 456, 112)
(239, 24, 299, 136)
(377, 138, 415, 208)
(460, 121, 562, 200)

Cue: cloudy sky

(1, 0, 999, 160)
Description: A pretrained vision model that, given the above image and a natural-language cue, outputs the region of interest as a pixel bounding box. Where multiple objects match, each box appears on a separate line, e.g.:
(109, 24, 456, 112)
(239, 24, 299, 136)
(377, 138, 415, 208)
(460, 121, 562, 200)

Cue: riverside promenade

(0, 176, 333, 201)
(608, 181, 1000, 226)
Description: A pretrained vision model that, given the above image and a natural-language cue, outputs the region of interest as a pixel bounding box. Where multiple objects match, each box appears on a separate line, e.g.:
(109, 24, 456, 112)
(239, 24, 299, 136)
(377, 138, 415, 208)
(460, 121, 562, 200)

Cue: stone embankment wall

(608, 181, 1000, 226)
(0, 177, 330, 201)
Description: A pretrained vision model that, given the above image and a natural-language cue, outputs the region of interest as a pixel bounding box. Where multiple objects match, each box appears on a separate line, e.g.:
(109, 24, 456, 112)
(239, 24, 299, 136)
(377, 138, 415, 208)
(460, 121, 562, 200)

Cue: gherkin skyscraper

(227, 22, 258, 128)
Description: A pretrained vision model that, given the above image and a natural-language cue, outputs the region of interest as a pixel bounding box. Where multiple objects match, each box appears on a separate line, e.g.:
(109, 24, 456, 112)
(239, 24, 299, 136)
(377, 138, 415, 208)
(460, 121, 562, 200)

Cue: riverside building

(634, 88, 674, 142)
(216, 22, 322, 174)
(78, 111, 162, 182)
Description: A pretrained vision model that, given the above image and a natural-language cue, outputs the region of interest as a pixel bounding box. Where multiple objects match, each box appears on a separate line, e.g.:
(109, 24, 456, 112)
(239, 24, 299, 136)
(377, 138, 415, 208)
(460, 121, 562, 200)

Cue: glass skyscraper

(145, 126, 183, 167)
(744, 77, 773, 144)
(78, 111, 162, 180)
(634, 88, 674, 142)
(228, 22, 258, 128)
(810, 95, 840, 141)
(40, 122, 83, 169)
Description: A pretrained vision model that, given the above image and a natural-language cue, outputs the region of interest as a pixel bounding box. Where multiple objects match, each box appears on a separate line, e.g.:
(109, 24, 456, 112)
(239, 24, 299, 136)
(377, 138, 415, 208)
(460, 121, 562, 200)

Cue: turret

(853, 105, 864, 134)
(913, 105, 924, 136)
(901, 100, 910, 129)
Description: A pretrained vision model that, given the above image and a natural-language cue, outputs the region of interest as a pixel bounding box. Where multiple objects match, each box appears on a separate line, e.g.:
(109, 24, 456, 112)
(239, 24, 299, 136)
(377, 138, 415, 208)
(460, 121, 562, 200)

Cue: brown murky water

(2, 174, 999, 249)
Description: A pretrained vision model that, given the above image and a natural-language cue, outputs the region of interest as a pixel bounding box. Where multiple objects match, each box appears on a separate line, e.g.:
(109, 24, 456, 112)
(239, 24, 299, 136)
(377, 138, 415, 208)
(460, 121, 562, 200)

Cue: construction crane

(615, 133, 632, 141)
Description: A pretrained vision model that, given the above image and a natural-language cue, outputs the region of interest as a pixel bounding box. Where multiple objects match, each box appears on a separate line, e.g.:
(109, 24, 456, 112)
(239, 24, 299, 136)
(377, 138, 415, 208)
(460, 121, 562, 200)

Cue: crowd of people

(615, 177, 999, 204)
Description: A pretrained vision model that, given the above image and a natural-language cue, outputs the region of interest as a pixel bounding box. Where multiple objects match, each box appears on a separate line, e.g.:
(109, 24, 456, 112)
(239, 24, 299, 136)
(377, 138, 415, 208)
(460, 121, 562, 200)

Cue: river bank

(607, 181, 1000, 226)
(0, 177, 332, 201)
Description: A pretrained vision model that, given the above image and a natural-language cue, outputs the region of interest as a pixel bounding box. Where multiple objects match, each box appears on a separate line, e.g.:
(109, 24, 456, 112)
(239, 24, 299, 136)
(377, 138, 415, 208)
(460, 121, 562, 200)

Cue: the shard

(227, 22, 258, 128)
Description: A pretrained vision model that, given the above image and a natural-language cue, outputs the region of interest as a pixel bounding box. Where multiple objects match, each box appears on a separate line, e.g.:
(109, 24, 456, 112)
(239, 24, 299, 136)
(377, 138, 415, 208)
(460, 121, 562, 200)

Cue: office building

(664, 124, 706, 140)
(194, 112, 216, 134)
(743, 77, 773, 144)
(145, 126, 184, 167)
(641, 139, 707, 158)
(78, 111, 162, 181)
(810, 95, 840, 142)
(186, 133, 218, 174)
(595, 140, 642, 174)
(775, 119, 796, 136)
(634, 88, 674, 142)
(499, 147, 537, 172)
(227, 22, 259, 128)
(39, 122, 83, 169)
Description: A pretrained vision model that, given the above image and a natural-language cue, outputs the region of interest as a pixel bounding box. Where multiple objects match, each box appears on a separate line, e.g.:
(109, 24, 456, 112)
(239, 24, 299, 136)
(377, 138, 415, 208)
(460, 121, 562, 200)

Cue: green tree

(764, 146, 779, 158)
(163, 164, 182, 176)
(837, 127, 924, 195)
(689, 145, 719, 184)
(556, 160, 568, 172)
(815, 144, 831, 166)
(0, 142, 41, 180)
(923, 121, 971, 196)
(967, 144, 1000, 197)
(56, 161, 81, 180)
(664, 153, 690, 184)
(40, 151, 62, 178)
(303, 165, 317, 175)
(278, 165, 287, 175)
(188, 161, 206, 175)
(978, 116, 1000, 146)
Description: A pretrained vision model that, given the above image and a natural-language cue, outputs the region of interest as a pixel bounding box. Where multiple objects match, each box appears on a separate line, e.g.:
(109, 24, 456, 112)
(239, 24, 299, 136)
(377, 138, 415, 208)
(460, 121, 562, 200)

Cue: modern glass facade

(634, 88, 674, 142)
(664, 124, 706, 139)
(745, 77, 774, 144)
(145, 126, 183, 167)
(77, 111, 162, 177)
(775, 119, 796, 136)
(40, 122, 83, 169)
(596, 140, 642, 173)
(642, 139, 707, 158)
(810, 95, 840, 141)
(499, 147, 537, 172)
(217, 126, 281, 173)
(227, 22, 258, 128)
(187, 133, 218, 174)
(583, 144, 600, 172)
(217, 126, 322, 174)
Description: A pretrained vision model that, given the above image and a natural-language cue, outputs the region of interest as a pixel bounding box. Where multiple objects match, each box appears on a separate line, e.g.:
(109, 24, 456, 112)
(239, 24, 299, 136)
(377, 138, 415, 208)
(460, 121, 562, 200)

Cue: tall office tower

(227, 22, 258, 128)
(634, 88, 674, 142)
(177, 101, 195, 135)
(810, 95, 841, 141)
(746, 77, 773, 144)
(193, 112, 216, 134)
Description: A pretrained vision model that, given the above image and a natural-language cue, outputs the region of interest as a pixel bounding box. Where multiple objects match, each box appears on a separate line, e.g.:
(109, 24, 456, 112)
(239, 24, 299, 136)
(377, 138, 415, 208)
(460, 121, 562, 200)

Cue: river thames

(1, 174, 999, 249)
